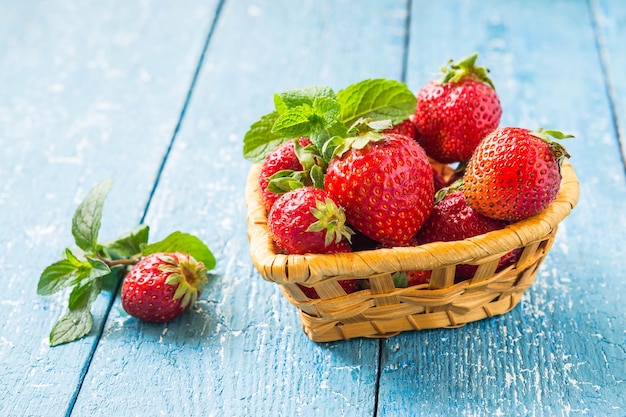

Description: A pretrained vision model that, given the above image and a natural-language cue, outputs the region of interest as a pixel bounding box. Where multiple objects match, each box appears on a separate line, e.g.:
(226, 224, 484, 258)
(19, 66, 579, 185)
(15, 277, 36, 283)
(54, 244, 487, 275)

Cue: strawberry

(463, 127, 572, 221)
(121, 252, 208, 322)
(297, 276, 362, 300)
(258, 137, 312, 213)
(393, 270, 431, 287)
(267, 187, 358, 298)
(324, 132, 434, 247)
(416, 188, 519, 281)
(267, 186, 353, 255)
(413, 53, 502, 163)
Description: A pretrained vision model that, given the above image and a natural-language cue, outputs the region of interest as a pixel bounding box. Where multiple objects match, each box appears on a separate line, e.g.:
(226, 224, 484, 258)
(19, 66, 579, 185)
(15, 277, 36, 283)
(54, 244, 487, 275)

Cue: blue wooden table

(1, 1, 625, 416)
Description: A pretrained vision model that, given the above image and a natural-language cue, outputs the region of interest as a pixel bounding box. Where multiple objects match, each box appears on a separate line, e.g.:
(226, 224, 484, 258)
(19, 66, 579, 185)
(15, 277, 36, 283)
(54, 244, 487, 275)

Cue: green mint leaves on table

(37, 180, 215, 346)
(243, 78, 416, 163)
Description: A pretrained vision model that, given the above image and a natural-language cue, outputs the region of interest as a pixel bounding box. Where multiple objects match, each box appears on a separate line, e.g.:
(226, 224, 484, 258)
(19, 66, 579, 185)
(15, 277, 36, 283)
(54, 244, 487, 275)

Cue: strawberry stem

(440, 52, 496, 89)
(97, 256, 139, 267)
(531, 128, 574, 164)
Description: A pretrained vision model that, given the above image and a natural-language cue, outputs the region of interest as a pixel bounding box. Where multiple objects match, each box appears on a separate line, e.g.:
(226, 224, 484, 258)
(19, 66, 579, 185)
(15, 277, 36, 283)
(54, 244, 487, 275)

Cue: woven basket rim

(245, 161, 579, 285)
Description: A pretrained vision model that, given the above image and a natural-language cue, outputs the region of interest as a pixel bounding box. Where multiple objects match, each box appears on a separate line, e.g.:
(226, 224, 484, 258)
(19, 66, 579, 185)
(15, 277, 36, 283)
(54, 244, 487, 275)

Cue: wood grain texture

(376, 1, 626, 416)
(593, 0, 626, 168)
(69, 0, 409, 416)
(0, 1, 217, 416)
(2, 0, 625, 416)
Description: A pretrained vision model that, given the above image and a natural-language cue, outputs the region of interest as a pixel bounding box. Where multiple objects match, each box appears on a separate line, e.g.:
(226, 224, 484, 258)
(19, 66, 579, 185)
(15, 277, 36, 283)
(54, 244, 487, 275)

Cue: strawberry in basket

(463, 127, 572, 221)
(268, 186, 359, 298)
(324, 128, 434, 247)
(413, 53, 502, 164)
(258, 137, 312, 212)
(416, 183, 520, 281)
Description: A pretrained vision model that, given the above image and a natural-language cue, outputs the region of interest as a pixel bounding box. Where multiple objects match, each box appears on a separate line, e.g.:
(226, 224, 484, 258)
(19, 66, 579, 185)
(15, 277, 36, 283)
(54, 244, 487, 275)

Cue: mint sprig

(37, 180, 215, 346)
(337, 79, 417, 127)
(242, 78, 416, 163)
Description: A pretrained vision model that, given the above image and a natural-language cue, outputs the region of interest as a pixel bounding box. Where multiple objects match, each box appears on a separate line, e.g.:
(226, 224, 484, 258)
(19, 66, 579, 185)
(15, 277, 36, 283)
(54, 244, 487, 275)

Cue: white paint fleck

(248, 5, 262, 17)
(0, 336, 15, 349)
(140, 69, 152, 82)
(504, 372, 516, 389)
(49, 83, 64, 92)
(24, 225, 57, 247)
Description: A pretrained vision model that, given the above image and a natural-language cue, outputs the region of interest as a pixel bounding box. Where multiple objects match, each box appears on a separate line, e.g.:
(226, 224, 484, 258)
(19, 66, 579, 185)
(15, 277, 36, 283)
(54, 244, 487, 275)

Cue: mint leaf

(72, 180, 113, 252)
(313, 96, 342, 124)
(274, 86, 336, 114)
(50, 309, 93, 347)
(337, 79, 416, 127)
(142, 231, 216, 270)
(85, 257, 112, 281)
(104, 224, 150, 258)
(243, 112, 291, 163)
(68, 278, 102, 311)
(271, 104, 317, 137)
(37, 260, 79, 295)
(49, 268, 105, 346)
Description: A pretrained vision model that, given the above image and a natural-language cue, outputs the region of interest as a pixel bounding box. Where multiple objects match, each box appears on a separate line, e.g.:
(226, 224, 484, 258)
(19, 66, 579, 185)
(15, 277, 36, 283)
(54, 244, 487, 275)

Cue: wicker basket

(245, 161, 579, 342)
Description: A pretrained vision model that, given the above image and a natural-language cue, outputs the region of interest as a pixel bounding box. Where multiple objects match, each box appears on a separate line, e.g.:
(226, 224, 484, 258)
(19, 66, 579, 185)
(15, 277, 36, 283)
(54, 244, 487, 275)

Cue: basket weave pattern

(245, 162, 579, 342)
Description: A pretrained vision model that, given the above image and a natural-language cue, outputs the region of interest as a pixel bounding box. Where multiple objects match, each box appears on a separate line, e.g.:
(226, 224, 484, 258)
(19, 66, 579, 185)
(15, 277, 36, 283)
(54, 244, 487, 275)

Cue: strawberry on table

(121, 252, 208, 322)
(413, 53, 502, 163)
(463, 127, 572, 221)
(325, 130, 434, 247)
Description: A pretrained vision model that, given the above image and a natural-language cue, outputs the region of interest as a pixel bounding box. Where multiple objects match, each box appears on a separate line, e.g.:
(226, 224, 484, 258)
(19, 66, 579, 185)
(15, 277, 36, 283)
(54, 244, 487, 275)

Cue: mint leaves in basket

(37, 180, 215, 346)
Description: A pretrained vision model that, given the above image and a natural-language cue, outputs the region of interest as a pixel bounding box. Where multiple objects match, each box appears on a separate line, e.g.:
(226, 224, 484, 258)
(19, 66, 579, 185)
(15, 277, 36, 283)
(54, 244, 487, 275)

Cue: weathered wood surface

(1, 0, 624, 416)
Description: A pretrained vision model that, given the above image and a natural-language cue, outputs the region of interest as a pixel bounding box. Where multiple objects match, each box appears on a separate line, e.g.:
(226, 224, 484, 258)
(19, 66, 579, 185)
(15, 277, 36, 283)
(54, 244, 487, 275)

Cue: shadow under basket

(245, 161, 580, 342)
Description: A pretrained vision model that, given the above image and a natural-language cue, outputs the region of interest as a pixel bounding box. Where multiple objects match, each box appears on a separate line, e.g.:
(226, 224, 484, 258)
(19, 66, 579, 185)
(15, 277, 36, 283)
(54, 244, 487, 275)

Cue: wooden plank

(376, 0, 626, 415)
(70, 0, 411, 416)
(0, 1, 218, 416)
(593, 0, 626, 169)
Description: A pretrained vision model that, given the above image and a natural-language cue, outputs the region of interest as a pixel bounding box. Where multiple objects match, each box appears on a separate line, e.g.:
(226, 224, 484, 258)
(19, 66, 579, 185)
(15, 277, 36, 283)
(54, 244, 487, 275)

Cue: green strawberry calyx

(531, 128, 574, 165)
(323, 117, 390, 159)
(434, 178, 463, 204)
(160, 253, 208, 309)
(440, 52, 496, 90)
(307, 197, 355, 247)
(267, 139, 327, 193)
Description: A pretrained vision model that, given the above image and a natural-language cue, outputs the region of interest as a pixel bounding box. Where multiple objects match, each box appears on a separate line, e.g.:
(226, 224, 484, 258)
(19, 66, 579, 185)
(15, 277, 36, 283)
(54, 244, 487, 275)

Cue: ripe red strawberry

(121, 253, 208, 322)
(267, 186, 353, 255)
(267, 187, 358, 298)
(258, 137, 311, 213)
(463, 127, 571, 221)
(393, 270, 431, 287)
(413, 53, 502, 163)
(297, 276, 362, 300)
(385, 115, 417, 140)
(416, 189, 520, 281)
(324, 133, 434, 247)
